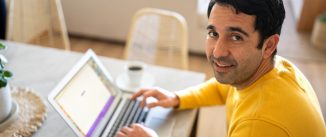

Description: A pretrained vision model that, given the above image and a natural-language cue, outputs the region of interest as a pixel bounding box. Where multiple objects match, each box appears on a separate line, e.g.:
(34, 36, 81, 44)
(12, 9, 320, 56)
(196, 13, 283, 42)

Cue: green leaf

(0, 78, 7, 88)
(0, 43, 11, 85)
(3, 70, 12, 78)
(0, 43, 6, 50)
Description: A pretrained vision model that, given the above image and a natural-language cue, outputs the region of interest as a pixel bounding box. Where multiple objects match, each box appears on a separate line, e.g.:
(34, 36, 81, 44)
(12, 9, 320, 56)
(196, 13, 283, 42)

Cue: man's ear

(262, 34, 279, 59)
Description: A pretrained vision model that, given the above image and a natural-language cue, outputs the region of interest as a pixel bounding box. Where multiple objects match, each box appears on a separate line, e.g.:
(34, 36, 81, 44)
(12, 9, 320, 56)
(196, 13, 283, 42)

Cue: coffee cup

(125, 61, 146, 87)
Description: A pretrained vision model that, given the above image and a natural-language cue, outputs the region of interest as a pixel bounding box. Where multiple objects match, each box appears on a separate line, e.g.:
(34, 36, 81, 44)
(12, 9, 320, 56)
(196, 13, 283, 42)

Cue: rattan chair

(124, 8, 189, 70)
(6, 0, 70, 50)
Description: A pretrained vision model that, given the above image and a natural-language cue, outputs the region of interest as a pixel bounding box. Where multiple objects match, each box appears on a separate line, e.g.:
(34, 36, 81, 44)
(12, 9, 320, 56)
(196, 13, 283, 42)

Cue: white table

(1, 40, 206, 137)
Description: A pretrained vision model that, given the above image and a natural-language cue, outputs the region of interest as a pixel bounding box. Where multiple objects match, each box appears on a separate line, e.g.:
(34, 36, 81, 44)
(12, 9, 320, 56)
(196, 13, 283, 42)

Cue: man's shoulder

(247, 56, 313, 102)
(272, 55, 314, 93)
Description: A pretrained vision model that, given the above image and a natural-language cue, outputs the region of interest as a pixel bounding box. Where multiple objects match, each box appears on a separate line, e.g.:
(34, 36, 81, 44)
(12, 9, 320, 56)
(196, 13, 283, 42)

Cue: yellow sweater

(176, 56, 326, 137)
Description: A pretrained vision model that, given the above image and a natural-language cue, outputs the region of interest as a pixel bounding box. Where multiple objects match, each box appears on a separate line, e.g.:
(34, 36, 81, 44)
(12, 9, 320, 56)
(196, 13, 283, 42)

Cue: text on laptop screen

(54, 59, 115, 136)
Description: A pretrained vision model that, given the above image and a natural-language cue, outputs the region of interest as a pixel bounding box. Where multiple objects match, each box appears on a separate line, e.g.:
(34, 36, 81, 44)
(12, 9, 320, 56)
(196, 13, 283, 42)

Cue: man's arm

(176, 78, 230, 109)
(131, 78, 230, 109)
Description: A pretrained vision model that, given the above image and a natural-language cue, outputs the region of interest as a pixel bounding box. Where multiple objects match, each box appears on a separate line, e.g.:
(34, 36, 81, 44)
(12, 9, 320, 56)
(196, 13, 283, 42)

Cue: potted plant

(311, 12, 326, 50)
(0, 42, 13, 123)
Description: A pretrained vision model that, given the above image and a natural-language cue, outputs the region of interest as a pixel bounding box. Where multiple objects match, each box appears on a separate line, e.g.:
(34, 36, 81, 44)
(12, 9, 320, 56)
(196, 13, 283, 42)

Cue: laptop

(48, 49, 175, 137)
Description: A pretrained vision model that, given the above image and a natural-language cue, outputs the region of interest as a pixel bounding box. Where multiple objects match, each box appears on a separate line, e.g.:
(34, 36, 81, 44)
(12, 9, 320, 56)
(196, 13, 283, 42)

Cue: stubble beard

(209, 55, 261, 87)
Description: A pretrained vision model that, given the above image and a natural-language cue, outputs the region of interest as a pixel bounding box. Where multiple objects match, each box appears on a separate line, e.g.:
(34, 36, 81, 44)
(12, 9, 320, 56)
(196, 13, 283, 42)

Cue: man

(117, 0, 326, 136)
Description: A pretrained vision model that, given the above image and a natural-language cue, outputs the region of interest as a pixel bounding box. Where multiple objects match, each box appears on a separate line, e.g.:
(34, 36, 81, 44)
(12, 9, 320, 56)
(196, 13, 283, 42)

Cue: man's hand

(116, 123, 158, 137)
(131, 87, 180, 109)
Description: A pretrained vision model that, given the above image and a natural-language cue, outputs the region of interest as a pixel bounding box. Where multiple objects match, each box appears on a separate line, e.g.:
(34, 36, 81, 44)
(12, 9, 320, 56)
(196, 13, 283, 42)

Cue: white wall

(61, 0, 207, 53)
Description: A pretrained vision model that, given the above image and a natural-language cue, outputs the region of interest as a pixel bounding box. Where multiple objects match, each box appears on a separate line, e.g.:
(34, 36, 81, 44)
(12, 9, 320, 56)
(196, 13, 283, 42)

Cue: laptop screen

(54, 59, 115, 137)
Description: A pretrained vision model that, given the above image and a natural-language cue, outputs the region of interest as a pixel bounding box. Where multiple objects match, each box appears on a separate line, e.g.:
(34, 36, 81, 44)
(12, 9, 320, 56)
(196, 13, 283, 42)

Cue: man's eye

(231, 35, 243, 41)
(208, 31, 218, 38)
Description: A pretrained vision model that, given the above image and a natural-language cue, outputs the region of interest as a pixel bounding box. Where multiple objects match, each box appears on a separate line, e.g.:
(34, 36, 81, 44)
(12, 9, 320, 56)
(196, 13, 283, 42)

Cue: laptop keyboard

(107, 98, 148, 137)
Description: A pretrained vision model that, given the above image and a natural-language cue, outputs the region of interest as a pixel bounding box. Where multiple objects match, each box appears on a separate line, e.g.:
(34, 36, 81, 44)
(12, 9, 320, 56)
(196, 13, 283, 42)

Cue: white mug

(125, 61, 146, 87)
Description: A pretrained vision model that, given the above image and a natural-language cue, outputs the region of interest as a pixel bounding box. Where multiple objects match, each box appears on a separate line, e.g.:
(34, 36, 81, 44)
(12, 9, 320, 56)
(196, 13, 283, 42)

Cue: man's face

(206, 4, 263, 86)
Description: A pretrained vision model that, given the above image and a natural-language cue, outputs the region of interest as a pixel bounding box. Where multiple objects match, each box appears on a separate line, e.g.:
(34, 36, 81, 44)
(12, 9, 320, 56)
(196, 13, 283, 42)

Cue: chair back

(6, 0, 70, 50)
(124, 8, 188, 69)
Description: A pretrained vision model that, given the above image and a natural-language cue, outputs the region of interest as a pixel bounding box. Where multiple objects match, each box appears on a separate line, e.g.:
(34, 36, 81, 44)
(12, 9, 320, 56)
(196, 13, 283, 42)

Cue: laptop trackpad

(145, 108, 175, 137)
(146, 117, 175, 137)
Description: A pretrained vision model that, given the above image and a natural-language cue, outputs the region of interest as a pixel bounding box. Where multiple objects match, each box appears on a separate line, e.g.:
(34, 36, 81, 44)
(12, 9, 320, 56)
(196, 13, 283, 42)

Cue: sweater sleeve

(175, 78, 230, 109)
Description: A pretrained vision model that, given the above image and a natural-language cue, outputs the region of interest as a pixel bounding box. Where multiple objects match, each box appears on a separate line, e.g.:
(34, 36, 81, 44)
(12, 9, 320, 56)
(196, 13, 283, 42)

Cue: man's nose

(212, 39, 229, 58)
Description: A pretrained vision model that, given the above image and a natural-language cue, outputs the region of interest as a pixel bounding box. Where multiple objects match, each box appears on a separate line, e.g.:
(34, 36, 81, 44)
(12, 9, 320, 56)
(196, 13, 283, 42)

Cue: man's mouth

(213, 61, 235, 73)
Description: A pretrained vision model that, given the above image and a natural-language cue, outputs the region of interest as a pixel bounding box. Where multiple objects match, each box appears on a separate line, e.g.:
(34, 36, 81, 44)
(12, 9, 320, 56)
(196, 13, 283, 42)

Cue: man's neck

(235, 57, 274, 90)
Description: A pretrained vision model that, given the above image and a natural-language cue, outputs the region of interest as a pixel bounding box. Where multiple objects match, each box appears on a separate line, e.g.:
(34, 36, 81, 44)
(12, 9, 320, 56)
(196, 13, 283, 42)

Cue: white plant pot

(0, 84, 12, 123)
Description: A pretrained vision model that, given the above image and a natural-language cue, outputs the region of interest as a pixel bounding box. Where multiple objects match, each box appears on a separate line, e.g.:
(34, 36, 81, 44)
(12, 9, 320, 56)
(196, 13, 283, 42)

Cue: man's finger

(116, 131, 126, 137)
(147, 102, 160, 109)
(131, 89, 146, 100)
(130, 123, 142, 128)
(140, 92, 150, 108)
(131, 88, 150, 100)
(147, 99, 172, 108)
(120, 126, 132, 134)
(140, 90, 158, 108)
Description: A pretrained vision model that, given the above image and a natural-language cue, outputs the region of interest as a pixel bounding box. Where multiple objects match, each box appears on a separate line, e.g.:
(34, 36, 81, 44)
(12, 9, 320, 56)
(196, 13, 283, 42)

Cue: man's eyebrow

(206, 25, 215, 30)
(228, 27, 249, 37)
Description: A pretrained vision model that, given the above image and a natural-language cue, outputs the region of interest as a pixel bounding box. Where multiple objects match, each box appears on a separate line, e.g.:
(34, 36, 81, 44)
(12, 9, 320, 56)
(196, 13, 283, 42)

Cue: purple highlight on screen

(86, 96, 115, 137)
